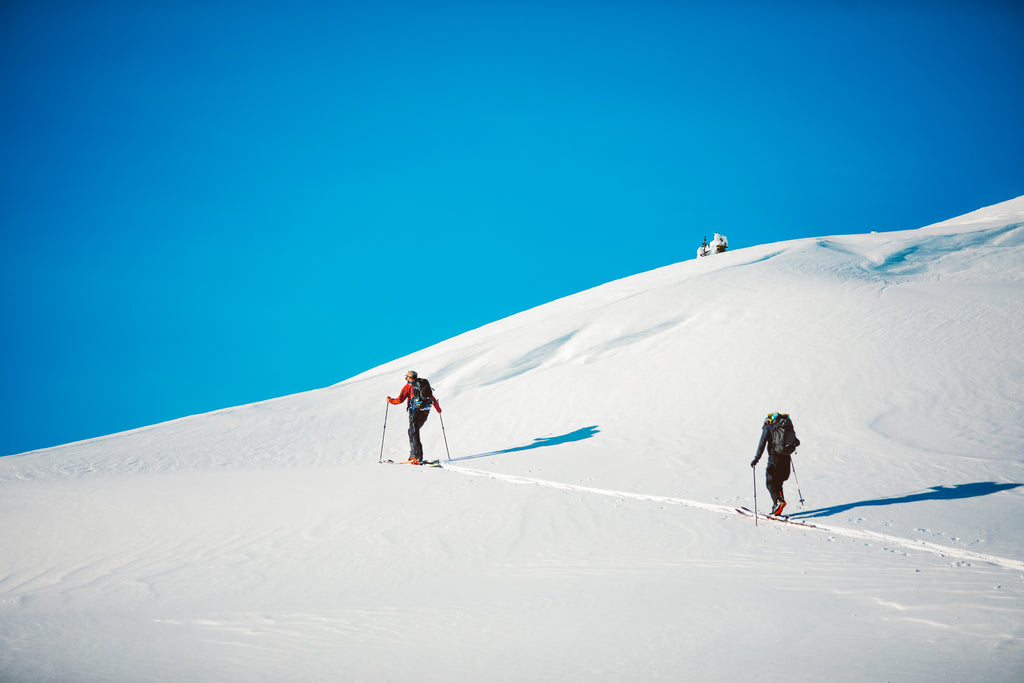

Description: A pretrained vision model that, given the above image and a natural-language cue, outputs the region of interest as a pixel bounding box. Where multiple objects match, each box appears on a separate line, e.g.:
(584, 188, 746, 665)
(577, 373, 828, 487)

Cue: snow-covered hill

(2, 197, 1023, 682)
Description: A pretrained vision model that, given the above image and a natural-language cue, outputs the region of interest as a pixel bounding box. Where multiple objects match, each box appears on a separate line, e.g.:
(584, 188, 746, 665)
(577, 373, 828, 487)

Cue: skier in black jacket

(751, 413, 800, 516)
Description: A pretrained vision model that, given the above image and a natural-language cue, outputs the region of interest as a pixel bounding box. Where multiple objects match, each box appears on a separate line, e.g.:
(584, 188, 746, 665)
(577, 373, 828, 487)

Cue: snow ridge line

(444, 464, 1024, 572)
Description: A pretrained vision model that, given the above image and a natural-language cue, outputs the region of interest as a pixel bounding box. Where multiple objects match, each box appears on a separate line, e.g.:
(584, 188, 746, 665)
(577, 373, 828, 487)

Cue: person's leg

(408, 410, 429, 461)
(775, 454, 791, 511)
(766, 459, 786, 513)
(765, 461, 778, 504)
(408, 413, 421, 461)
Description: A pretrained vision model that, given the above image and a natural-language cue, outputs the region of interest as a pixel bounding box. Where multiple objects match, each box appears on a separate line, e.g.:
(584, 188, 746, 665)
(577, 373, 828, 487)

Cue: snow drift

(2, 197, 1023, 682)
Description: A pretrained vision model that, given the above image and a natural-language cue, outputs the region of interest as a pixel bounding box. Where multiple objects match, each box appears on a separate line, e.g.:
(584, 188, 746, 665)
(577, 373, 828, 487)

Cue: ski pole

(438, 411, 452, 461)
(378, 401, 390, 463)
(791, 456, 805, 506)
(752, 466, 758, 527)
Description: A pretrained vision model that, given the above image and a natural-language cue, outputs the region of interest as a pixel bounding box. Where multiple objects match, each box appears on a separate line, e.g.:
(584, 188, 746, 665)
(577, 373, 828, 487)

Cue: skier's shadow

(452, 425, 600, 462)
(790, 482, 1022, 519)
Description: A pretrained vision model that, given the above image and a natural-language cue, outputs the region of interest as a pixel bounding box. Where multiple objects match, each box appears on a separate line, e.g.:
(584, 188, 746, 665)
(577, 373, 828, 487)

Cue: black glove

(750, 458, 759, 468)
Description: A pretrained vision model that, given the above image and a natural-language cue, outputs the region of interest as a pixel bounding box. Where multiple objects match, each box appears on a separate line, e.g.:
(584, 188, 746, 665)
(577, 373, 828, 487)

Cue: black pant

(765, 453, 791, 504)
(408, 409, 430, 460)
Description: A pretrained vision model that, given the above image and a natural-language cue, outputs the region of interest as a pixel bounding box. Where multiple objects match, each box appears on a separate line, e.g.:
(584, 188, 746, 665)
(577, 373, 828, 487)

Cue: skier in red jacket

(387, 370, 441, 463)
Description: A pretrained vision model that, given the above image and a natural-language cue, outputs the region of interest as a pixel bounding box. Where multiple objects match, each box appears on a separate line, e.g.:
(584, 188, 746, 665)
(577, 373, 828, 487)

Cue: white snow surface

(3, 197, 1024, 682)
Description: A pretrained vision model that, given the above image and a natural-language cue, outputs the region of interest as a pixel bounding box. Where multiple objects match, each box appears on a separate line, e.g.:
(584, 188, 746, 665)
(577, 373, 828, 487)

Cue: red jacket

(388, 382, 442, 412)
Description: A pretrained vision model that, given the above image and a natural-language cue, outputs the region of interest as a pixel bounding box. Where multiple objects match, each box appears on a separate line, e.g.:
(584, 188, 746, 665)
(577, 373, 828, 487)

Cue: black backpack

(411, 377, 434, 411)
(767, 413, 800, 456)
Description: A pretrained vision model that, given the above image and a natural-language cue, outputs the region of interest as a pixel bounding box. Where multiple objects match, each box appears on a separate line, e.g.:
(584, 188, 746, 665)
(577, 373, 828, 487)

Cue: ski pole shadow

(452, 425, 600, 463)
(790, 482, 1023, 519)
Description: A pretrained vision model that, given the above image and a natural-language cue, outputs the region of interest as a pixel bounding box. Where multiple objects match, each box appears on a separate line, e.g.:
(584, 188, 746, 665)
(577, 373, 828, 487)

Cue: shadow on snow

(790, 482, 1023, 519)
(452, 426, 600, 462)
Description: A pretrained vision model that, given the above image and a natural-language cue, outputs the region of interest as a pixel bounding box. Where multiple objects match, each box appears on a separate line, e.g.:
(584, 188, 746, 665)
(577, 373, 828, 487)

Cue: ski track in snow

(443, 464, 1024, 572)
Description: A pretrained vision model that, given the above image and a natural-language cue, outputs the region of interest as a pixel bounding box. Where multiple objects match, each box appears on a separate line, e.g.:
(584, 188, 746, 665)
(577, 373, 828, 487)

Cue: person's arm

(751, 422, 769, 467)
(387, 383, 412, 405)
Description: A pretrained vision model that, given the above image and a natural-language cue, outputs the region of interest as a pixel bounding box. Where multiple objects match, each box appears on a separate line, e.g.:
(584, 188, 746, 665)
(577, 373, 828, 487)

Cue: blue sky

(2, 0, 1022, 456)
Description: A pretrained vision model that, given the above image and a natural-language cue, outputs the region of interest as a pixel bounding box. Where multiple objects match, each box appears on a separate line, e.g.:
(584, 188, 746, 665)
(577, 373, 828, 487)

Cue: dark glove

(750, 458, 759, 468)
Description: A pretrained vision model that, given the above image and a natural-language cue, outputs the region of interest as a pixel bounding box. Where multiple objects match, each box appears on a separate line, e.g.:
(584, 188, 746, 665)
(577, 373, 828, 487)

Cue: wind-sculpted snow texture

(2, 198, 1023, 681)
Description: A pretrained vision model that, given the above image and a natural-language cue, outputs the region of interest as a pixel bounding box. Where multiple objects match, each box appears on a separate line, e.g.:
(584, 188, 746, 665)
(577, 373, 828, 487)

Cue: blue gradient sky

(2, 1, 1023, 455)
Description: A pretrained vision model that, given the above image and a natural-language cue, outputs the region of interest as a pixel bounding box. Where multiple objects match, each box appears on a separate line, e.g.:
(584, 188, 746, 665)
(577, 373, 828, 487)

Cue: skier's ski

(384, 459, 442, 468)
(736, 506, 817, 528)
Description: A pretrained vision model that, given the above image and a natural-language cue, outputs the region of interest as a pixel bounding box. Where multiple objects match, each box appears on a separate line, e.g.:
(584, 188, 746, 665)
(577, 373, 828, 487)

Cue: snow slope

(2, 197, 1023, 682)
